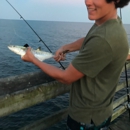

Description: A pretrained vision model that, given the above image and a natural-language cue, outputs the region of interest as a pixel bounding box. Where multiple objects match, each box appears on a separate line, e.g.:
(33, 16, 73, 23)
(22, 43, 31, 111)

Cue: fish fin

(24, 44, 29, 47)
(37, 47, 41, 51)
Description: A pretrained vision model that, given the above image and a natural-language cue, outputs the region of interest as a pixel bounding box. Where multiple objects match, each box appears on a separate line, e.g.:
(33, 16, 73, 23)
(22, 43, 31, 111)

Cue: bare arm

(22, 48, 84, 84)
(61, 37, 85, 52)
(54, 37, 85, 61)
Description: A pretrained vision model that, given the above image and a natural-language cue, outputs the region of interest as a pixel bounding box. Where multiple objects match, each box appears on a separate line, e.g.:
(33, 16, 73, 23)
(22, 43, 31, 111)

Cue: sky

(0, 0, 130, 24)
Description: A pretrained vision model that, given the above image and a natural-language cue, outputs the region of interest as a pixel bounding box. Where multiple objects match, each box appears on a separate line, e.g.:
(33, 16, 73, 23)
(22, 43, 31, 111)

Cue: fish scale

(8, 45, 54, 61)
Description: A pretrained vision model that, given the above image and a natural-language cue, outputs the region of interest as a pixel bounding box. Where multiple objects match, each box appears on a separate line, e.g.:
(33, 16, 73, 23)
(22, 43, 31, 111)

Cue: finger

(61, 56, 66, 61)
(21, 55, 27, 62)
(54, 52, 63, 61)
(54, 55, 60, 61)
(57, 55, 63, 62)
(63, 54, 66, 60)
(60, 53, 66, 60)
(26, 47, 31, 53)
(60, 57, 65, 61)
(57, 54, 66, 61)
(53, 55, 59, 60)
(57, 56, 62, 62)
(54, 50, 61, 57)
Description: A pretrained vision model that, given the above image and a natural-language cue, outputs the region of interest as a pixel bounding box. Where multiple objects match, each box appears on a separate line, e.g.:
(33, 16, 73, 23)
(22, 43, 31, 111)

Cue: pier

(0, 61, 130, 130)
(109, 111, 130, 130)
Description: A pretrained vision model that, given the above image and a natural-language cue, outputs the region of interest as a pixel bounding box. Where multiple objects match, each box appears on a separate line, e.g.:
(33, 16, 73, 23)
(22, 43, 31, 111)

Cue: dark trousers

(66, 115, 111, 130)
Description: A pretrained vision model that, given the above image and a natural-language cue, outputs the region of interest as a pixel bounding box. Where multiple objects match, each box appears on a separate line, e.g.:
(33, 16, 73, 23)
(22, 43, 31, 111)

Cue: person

(22, 0, 130, 129)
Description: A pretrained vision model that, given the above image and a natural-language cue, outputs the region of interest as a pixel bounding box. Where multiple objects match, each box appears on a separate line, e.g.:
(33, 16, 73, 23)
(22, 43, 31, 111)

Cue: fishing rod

(120, 8, 130, 119)
(124, 62, 130, 119)
(119, 8, 122, 19)
(6, 0, 66, 70)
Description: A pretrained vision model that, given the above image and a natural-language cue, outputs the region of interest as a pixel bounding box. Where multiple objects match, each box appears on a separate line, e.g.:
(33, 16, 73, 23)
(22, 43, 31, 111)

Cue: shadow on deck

(109, 111, 130, 130)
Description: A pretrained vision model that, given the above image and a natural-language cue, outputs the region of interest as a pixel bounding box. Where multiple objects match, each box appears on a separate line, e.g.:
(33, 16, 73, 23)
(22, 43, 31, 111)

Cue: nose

(85, 0, 92, 6)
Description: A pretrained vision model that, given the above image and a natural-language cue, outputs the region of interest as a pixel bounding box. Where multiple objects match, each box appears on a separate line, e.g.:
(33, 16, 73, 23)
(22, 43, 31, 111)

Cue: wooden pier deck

(109, 111, 130, 130)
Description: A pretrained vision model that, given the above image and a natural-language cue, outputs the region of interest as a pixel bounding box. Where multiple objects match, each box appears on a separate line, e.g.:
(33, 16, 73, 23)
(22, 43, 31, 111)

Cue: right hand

(21, 47, 36, 63)
(54, 47, 67, 62)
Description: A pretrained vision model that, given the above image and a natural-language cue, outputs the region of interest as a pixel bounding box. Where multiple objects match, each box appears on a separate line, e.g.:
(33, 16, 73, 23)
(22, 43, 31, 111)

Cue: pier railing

(0, 61, 130, 130)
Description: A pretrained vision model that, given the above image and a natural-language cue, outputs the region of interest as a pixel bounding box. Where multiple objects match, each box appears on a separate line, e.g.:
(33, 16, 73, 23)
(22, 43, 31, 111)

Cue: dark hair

(106, 0, 130, 8)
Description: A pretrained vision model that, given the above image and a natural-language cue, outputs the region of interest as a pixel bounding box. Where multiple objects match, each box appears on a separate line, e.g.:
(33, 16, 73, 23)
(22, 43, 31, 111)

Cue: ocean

(0, 19, 130, 130)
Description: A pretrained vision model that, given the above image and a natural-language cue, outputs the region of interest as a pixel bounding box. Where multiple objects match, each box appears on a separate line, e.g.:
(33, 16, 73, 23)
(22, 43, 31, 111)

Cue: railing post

(125, 62, 130, 120)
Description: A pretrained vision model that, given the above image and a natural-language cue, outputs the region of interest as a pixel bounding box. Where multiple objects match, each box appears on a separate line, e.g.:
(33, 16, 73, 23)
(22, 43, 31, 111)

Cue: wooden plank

(116, 79, 130, 92)
(114, 120, 130, 130)
(0, 71, 54, 96)
(0, 78, 128, 118)
(19, 108, 68, 130)
(110, 111, 130, 130)
(0, 61, 129, 96)
(109, 125, 123, 130)
(0, 81, 70, 117)
(111, 104, 127, 121)
(113, 95, 127, 109)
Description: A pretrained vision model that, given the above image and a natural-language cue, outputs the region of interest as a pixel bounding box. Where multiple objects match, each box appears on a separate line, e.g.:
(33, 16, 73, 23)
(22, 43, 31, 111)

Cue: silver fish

(8, 45, 54, 61)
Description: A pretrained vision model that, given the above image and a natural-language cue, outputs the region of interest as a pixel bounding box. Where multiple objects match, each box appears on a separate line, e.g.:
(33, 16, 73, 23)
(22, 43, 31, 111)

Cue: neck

(96, 10, 117, 26)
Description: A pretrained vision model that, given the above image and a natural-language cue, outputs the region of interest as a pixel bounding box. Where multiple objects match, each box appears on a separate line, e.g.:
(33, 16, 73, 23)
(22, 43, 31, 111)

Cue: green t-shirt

(69, 17, 129, 126)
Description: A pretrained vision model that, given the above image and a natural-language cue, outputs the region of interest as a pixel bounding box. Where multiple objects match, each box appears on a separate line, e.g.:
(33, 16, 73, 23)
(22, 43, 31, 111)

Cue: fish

(8, 45, 54, 61)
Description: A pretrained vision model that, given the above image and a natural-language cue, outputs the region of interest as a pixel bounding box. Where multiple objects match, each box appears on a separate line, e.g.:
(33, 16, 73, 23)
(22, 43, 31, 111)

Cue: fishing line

(12, 28, 38, 46)
(7, 28, 35, 48)
(120, 8, 130, 120)
(6, 0, 65, 69)
(8, 32, 14, 45)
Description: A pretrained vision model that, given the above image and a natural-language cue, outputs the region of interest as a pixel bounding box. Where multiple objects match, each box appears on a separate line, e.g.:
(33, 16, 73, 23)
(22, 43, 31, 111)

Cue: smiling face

(85, 0, 117, 25)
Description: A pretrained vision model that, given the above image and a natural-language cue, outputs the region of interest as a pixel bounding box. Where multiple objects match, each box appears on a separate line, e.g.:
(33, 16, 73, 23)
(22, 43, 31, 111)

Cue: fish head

(8, 45, 27, 56)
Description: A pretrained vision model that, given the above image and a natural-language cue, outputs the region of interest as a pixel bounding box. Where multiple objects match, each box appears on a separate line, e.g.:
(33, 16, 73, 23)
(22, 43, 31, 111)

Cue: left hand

(21, 47, 36, 62)
(54, 47, 67, 62)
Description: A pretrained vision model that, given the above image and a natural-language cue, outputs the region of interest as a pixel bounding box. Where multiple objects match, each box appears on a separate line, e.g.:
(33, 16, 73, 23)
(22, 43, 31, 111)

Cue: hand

(21, 47, 36, 62)
(54, 47, 67, 62)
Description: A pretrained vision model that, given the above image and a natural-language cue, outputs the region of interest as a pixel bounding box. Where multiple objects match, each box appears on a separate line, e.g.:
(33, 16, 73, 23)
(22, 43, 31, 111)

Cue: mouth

(87, 8, 96, 13)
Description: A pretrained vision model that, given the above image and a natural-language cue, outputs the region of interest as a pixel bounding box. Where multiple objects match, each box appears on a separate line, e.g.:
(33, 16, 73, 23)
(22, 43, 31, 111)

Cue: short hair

(106, 0, 130, 8)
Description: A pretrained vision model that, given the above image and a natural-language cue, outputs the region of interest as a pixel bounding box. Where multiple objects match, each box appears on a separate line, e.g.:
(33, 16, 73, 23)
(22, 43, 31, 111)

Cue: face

(85, 0, 117, 25)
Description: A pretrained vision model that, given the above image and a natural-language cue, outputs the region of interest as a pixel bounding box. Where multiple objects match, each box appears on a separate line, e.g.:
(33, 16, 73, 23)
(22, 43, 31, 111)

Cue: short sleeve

(71, 36, 113, 78)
